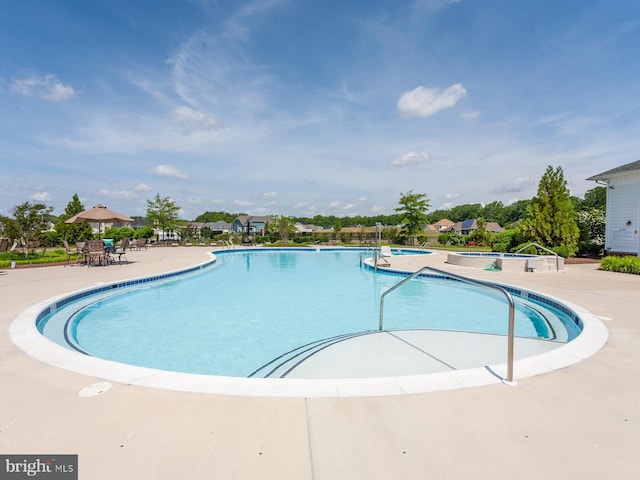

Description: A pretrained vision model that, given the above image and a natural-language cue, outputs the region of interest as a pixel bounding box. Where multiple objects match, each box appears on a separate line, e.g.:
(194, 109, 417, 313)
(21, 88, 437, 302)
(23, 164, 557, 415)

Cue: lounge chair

(377, 245, 393, 266)
(131, 238, 147, 250)
(62, 239, 84, 267)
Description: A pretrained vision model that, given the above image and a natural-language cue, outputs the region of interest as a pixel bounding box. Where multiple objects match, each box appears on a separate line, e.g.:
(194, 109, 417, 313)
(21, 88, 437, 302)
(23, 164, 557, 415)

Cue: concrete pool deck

(2, 246, 639, 479)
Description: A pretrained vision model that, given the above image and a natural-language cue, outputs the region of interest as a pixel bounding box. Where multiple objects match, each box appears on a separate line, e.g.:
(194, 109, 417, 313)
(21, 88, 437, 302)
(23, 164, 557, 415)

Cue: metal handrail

(514, 242, 560, 271)
(360, 246, 377, 267)
(378, 266, 516, 384)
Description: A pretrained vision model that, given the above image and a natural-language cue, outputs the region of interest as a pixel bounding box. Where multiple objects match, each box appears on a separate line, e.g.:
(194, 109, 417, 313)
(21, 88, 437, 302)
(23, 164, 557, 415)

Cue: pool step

(248, 331, 376, 378)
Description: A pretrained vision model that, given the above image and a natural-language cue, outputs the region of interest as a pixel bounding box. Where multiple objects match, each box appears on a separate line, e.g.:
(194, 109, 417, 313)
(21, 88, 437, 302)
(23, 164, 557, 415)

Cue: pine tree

(55, 193, 93, 241)
(519, 166, 579, 255)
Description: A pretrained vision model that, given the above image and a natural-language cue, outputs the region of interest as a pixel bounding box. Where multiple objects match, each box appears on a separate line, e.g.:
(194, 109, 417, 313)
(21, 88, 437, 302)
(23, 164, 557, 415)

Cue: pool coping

(8, 248, 609, 398)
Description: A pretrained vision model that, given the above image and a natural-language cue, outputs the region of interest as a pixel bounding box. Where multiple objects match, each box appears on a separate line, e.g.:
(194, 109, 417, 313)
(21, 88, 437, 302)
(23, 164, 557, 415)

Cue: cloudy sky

(1, 0, 639, 220)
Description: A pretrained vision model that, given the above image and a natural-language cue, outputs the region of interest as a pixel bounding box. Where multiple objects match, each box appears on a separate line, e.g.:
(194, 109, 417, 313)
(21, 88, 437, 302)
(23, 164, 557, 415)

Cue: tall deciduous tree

(396, 191, 430, 244)
(580, 186, 607, 211)
(146, 194, 181, 241)
(1, 201, 53, 255)
(518, 165, 579, 255)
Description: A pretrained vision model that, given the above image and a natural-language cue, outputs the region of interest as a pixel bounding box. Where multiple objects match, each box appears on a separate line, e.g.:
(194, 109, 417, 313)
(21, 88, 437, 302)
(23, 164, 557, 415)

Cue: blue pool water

(39, 249, 581, 377)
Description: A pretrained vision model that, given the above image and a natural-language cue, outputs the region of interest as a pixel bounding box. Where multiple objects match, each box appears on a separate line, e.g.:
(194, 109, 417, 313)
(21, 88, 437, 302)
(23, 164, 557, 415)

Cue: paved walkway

(1, 247, 639, 479)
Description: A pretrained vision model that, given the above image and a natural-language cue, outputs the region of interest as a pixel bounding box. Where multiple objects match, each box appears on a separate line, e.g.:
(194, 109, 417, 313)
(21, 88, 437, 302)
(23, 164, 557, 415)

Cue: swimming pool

(36, 248, 582, 379)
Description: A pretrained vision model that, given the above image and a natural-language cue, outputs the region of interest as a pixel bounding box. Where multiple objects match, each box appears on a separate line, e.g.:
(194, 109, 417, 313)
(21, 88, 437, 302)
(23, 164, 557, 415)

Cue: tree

(482, 201, 505, 224)
(267, 215, 296, 242)
(518, 165, 579, 255)
(55, 193, 93, 241)
(580, 186, 606, 211)
(332, 219, 342, 242)
(1, 201, 53, 255)
(501, 199, 531, 226)
(194, 211, 240, 223)
(447, 203, 483, 223)
(146, 194, 181, 241)
(395, 190, 430, 244)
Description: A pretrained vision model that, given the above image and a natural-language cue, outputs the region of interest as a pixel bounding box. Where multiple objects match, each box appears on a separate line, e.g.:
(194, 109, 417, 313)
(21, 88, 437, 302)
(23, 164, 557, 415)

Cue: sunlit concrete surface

(2, 246, 639, 479)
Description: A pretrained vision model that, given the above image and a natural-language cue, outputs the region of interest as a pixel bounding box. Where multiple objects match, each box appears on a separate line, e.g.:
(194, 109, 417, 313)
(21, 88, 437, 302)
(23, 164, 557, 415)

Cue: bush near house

(600, 256, 640, 275)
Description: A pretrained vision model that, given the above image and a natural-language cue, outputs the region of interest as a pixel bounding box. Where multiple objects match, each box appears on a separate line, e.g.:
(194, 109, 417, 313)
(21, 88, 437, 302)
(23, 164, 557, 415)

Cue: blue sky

(1, 0, 639, 220)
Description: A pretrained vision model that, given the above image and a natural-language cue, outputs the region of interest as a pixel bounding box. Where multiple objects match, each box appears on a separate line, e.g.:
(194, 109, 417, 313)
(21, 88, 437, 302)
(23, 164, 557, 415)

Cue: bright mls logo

(0, 455, 77, 479)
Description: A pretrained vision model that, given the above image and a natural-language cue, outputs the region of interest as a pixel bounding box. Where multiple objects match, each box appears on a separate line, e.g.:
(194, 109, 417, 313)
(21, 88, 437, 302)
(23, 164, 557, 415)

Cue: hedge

(600, 256, 640, 275)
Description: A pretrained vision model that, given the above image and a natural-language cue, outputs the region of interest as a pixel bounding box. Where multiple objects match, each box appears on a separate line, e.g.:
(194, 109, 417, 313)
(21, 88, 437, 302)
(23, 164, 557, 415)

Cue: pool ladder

(378, 266, 517, 385)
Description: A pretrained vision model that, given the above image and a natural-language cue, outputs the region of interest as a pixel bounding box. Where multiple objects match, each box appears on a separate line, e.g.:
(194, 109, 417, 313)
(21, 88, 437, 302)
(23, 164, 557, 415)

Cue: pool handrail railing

(378, 265, 516, 384)
(514, 242, 560, 271)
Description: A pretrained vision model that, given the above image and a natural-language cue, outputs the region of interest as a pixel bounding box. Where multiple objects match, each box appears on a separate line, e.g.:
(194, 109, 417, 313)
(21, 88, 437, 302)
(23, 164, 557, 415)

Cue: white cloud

(490, 176, 534, 194)
(12, 74, 75, 101)
(442, 192, 460, 201)
(439, 192, 460, 209)
(261, 192, 278, 199)
(234, 199, 254, 206)
(134, 183, 152, 192)
(329, 201, 342, 208)
(187, 196, 202, 204)
(343, 203, 355, 210)
(171, 106, 223, 134)
(211, 198, 226, 205)
(397, 84, 467, 117)
(152, 164, 189, 179)
(390, 151, 430, 167)
(30, 191, 53, 202)
(98, 189, 137, 200)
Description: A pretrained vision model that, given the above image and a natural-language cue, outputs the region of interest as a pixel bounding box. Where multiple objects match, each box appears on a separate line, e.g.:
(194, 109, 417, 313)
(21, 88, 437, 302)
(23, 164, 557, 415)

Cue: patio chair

(75, 241, 86, 255)
(86, 240, 107, 266)
(377, 245, 393, 267)
(112, 238, 129, 264)
(62, 239, 84, 267)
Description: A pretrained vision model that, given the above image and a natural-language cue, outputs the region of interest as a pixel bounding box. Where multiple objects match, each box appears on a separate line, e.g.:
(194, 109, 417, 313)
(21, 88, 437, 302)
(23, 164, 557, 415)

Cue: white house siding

(604, 175, 640, 255)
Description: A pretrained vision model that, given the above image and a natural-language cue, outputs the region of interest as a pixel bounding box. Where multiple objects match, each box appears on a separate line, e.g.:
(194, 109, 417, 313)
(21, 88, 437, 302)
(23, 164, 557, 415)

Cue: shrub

(492, 242, 509, 253)
(449, 233, 466, 246)
(550, 245, 575, 258)
(133, 226, 154, 239)
(103, 226, 135, 242)
(578, 240, 603, 257)
(39, 231, 61, 247)
(600, 256, 640, 275)
(491, 229, 519, 252)
(511, 243, 538, 255)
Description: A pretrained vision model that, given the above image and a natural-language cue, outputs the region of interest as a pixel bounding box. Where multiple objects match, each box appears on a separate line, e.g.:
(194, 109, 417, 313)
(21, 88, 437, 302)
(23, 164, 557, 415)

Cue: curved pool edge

(9, 249, 609, 398)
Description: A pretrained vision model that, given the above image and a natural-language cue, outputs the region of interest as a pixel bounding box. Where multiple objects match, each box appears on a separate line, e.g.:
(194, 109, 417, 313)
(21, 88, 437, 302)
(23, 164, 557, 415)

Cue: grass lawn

(0, 249, 67, 268)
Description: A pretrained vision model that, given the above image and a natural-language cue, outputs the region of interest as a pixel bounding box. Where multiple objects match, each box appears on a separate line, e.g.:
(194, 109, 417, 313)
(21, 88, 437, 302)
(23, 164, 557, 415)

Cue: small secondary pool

(447, 251, 564, 272)
(36, 249, 582, 379)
